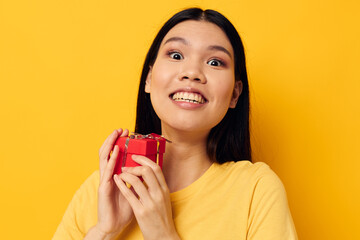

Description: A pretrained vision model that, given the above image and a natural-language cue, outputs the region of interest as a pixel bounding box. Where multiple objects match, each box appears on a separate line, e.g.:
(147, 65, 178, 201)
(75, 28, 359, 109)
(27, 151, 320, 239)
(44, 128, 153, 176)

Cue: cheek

(148, 64, 174, 115)
(150, 64, 175, 90)
(212, 73, 235, 102)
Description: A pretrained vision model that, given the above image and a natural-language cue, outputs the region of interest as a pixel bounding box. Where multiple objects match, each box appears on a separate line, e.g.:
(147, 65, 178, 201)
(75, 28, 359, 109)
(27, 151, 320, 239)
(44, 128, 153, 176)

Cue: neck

(161, 125, 213, 193)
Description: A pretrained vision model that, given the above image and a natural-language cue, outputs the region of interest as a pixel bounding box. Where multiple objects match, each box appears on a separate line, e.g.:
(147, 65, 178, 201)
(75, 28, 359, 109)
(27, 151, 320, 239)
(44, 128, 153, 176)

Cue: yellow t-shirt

(53, 161, 297, 240)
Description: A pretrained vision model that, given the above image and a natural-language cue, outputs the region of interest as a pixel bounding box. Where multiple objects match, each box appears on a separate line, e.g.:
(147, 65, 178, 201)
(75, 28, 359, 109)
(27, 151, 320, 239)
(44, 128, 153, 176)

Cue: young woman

(53, 8, 297, 240)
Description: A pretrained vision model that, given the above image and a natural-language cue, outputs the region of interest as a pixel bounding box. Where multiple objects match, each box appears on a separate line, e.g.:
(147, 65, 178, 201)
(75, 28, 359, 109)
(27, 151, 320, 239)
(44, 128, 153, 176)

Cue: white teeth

(194, 94, 199, 102)
(184, 92, 189, 99)
(172, 91, 205, 104)
(189, 93, 194, 100)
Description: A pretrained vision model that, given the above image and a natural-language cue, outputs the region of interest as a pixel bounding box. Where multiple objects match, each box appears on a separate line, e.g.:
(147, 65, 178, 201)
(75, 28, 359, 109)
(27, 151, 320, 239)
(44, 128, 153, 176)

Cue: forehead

(161, 20, 233, 54)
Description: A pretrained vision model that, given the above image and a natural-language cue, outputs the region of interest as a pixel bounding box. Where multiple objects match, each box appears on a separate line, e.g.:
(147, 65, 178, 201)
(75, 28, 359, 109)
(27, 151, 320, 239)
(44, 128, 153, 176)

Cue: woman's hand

(114, 155, 180, 240)
(93, 128, 134, 239)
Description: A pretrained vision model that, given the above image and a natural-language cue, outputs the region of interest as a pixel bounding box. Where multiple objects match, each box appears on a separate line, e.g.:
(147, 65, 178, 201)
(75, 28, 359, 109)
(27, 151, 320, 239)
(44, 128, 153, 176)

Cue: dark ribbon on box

(122, 133, 171, 168)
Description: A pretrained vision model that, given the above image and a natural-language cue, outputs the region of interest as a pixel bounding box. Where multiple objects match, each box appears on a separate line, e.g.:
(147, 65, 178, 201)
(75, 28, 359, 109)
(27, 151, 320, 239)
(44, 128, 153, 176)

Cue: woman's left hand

(113, 155, 180, 240)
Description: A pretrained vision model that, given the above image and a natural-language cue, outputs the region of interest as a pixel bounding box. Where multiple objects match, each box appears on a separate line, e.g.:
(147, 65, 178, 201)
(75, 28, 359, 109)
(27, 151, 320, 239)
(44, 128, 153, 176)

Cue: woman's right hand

(94, 128, 134, 239)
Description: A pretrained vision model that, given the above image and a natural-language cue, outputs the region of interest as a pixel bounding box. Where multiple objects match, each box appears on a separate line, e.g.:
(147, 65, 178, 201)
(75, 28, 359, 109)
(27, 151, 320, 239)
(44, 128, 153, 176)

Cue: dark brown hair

(135, 8, 251, 163)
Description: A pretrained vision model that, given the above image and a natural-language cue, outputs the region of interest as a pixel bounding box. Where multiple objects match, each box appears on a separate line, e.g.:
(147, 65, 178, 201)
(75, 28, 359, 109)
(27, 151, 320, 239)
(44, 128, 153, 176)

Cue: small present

(113, 133, 167, 175)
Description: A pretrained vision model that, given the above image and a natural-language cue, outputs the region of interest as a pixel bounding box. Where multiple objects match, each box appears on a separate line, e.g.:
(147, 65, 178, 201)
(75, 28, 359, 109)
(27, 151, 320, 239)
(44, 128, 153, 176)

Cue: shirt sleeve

(52, 171, 99, 240)
(247, 167, 298, 240)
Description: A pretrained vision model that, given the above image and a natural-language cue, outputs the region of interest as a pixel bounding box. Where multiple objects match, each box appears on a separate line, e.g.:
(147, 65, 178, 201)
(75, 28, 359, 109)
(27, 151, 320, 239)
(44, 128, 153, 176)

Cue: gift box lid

(116, 134, 166, 155)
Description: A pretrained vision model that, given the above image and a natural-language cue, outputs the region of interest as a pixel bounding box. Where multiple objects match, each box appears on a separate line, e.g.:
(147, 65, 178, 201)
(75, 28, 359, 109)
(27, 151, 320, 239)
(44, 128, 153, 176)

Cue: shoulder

(216, 161, 288, 205)
(220, 160, 273, 174)
(227, 163, 298, 239)
(53, 171, 100, 239)
(68, 170, 100, 205)
(63, 170, 100, 209)
(77, 170, 100, 195)
(71, 170, 100, 213)
(217, 161, 282, 186)
(217, 162, 297, 239)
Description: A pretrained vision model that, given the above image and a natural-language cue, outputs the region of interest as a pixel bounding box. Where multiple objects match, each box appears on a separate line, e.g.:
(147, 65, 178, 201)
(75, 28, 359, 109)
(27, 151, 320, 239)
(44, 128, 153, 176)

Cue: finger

(122, 166, 161, 194)
(120, 128, 129, 137)
(99, 130, 118, 178)
(119, 172, 153, 204)
(99, 130, 118, 173)
(99, 129, 121, 157)
(99, 128, 126, 178)
(114, 174, 143, 210)
(99, 130, 121, 164)
(132, 155, 168, 190)
(100, 145, 119, 182)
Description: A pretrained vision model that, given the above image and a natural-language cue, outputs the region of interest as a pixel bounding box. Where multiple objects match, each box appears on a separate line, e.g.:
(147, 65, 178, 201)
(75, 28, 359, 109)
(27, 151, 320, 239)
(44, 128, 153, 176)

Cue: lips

(169, 89, 208, 104)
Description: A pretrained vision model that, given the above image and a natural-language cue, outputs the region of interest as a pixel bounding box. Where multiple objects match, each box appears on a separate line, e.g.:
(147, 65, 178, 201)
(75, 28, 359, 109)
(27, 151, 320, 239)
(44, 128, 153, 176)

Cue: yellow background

(1, 0, 359, 239)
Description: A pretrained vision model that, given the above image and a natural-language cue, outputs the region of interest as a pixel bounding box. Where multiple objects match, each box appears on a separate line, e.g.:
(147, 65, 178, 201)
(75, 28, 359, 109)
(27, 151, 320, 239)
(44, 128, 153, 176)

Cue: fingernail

(121, 167, 128, 172)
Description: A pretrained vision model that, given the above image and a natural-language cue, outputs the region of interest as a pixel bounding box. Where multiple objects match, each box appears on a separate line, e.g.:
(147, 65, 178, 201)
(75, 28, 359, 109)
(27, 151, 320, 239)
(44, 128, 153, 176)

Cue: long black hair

(135, 8, 251, 163)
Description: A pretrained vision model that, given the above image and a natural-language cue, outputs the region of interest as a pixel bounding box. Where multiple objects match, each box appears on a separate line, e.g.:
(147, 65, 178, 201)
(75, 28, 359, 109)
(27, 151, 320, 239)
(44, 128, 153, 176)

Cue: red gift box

(113, 133, 166, 175)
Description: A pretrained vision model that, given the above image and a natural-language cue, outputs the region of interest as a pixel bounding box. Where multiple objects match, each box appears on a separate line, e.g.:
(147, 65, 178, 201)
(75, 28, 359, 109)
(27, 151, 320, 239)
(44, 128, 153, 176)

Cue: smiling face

(145, 20, 242, 134)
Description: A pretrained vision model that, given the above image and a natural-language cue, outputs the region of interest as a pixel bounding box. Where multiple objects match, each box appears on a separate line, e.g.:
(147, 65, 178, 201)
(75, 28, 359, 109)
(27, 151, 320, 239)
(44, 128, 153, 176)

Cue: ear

(229, 81, 243, 108)
(145, 67, 152, 93)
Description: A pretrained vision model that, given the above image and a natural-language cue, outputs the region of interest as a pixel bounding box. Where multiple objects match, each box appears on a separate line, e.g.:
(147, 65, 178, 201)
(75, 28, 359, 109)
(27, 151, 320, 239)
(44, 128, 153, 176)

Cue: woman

(54, 8, 297, 240)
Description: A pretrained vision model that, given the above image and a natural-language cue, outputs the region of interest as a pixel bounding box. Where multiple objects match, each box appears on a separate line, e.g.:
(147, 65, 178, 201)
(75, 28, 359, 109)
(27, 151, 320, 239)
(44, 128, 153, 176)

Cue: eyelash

(167, 51, 183, 60)
(207, 59, 225, 67)
(166, 51, 226, 67)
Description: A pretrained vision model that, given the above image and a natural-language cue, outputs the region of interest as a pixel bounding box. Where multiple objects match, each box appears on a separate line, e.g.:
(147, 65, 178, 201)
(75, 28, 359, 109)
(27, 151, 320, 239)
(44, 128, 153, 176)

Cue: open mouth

(169, 91, 208, 104)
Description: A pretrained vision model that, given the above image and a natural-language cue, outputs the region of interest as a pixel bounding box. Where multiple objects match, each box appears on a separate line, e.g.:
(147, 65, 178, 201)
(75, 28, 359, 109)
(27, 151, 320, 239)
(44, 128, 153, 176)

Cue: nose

(178, 61, 206, 83)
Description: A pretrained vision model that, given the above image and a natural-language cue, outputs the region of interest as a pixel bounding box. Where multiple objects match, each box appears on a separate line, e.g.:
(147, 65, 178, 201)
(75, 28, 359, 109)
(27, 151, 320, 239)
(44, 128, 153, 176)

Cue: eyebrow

(207, 45, 232, 59)
(163, 37, 189, 45)
(163, 36, 232, 59)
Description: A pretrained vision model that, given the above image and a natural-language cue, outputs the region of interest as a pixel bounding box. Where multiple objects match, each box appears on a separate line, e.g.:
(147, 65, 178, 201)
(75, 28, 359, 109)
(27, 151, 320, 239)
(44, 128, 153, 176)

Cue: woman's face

(145, 20, 241, 134)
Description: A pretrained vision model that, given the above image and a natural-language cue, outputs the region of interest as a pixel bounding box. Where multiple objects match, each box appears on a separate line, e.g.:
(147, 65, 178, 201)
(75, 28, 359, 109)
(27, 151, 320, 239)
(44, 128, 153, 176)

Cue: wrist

(93, 225, 109, 239)
(170, 233, 181, 240)
(143, 229, 180, 240)
(91, 224, 121, 240)
(164, 229, 181, 240)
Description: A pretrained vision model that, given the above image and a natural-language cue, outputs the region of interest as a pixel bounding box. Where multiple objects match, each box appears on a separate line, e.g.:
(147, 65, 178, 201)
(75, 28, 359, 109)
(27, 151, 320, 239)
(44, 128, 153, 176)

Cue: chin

(160, 116, 217, 134)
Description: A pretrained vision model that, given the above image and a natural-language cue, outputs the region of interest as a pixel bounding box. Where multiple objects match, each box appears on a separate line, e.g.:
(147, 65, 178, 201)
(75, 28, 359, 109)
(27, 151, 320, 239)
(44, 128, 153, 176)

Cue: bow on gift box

(113, 133, 171, 175)
(123, 133, 171, 167)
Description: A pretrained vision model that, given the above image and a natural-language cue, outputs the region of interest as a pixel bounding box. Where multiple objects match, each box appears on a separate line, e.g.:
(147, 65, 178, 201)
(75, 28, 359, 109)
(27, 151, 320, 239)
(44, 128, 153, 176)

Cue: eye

(168, 52, 183, 60)
(207, 59, 223, 67)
